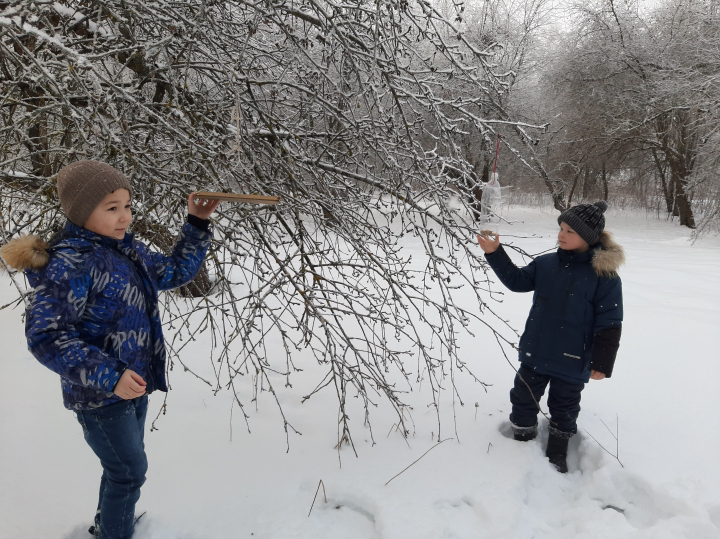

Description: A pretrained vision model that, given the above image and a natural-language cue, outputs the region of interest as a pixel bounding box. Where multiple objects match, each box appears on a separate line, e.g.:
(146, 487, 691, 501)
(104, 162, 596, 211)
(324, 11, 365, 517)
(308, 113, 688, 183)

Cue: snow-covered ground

(2, 205, 719, 539)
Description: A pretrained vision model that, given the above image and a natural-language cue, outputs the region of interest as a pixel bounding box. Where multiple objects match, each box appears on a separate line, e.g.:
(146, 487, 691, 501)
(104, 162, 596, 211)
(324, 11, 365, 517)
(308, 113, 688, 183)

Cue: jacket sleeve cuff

(181, 219, 212, 244)
(106, 366, 125, 394)
(590, 325, 622, 378)
(484, 244, 510, 268)
(187, 214, 211, 232)
(484, 244, 505, 260)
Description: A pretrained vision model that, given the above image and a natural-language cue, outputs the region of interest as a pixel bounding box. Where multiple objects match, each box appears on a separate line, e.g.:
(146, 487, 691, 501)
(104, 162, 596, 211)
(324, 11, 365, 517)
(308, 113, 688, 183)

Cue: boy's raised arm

(144, 193, 217, 291)
(481, 238, 537, 293)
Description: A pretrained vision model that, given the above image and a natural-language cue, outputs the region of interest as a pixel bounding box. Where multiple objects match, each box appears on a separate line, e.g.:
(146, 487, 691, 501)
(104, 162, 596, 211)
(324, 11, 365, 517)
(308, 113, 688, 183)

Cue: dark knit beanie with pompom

(557, 201, 608, 246)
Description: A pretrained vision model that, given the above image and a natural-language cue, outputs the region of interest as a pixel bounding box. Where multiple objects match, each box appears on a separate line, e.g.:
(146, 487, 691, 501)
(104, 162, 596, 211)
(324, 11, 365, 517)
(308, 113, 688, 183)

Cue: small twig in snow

(385, 438, 452, 486)
(307, 479, 328, 517)
(583, 414, 624, 468)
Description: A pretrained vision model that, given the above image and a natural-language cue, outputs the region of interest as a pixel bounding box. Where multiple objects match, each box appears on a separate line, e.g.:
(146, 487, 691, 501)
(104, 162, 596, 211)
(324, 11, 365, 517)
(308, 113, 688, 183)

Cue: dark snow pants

(509, 363, 585, 435)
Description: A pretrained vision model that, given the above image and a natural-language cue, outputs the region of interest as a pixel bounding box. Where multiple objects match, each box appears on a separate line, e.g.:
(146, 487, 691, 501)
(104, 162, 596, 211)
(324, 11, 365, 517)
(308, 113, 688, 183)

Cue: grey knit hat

(557, 201, 608, 246)
(57, 160, 133, 226)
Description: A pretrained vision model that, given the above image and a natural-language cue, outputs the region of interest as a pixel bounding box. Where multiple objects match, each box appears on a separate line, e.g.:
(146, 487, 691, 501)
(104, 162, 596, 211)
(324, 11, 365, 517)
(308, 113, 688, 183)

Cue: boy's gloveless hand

(114, 369, 147, 399)
(477, 233, 500, 254)
(590, 370, 606, 380)
(188, 192, 220, 220)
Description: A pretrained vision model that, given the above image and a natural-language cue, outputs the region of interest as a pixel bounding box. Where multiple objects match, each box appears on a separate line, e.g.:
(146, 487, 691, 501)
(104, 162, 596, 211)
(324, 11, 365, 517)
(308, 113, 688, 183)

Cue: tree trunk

(582, 166, 594, 199)
(567, 167, 583, 205)
(601, 161, 609, 201)
(661, 123, 696, 228)
(652, 149, 675, 214)
(670, 170, 695, 228)
(26, 120, 53, 178)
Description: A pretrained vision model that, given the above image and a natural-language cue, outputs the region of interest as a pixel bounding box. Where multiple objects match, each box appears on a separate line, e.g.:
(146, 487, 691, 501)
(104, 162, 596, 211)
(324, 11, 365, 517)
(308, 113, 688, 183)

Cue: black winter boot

(546, 428, 572, 473)
(88, 510, 100, 536)
(89, 512, 145, 536)
(511, 422, 538, 442)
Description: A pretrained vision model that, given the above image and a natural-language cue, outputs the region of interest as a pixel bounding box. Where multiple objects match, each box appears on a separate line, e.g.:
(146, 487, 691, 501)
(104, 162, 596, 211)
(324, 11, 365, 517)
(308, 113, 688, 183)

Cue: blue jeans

(76, 396, 148, 539)
(509, 364, 585, 434)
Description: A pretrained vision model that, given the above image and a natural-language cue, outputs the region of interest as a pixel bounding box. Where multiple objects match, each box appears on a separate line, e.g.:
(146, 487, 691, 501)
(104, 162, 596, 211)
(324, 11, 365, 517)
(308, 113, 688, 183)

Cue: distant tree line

(501, 0, 719, 233)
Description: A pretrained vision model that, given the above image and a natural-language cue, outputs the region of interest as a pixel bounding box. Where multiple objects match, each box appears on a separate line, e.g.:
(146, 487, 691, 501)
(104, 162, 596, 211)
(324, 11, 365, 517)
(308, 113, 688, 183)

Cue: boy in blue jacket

(1, 160, 219, 538)
(478, 201, 624, 473)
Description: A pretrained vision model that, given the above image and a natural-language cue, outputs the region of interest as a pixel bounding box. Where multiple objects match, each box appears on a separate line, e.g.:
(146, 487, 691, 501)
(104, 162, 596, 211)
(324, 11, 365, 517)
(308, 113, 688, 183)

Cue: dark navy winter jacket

(485, 231, 624, 383)
(19, 219, 211, 410)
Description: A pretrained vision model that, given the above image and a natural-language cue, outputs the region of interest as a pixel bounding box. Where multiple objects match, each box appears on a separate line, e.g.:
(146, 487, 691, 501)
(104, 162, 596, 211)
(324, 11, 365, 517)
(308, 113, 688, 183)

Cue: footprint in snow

(434, 497, 492, 538)
(315, 498, 380, 539)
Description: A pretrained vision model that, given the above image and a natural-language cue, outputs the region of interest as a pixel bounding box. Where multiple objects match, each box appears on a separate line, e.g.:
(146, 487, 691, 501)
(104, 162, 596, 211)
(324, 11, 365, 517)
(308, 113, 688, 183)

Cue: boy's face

(558, 222, 589, 252)
(84, 189, 132, 240)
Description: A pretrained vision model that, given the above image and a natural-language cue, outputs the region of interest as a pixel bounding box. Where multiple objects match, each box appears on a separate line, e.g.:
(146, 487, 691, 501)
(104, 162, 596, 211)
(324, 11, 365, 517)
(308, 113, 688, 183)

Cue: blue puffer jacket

(7, 219, 211, 410)
(485, 231, 624, 383)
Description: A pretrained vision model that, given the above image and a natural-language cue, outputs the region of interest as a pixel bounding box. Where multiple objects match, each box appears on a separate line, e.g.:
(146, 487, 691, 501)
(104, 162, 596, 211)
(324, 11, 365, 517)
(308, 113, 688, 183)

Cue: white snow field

(1, 205, 719, 539)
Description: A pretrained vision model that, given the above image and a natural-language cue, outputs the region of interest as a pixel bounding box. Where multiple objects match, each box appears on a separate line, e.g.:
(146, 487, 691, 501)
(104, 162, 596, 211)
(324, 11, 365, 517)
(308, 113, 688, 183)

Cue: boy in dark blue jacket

(478, 201, 624, 473)
(1, 160, 219, 538)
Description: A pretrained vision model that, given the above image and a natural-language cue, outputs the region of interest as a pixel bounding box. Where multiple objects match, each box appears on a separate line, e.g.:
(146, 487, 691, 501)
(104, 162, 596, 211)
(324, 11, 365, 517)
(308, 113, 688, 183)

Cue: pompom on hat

(56, 160, 133, 226)
(557, 201, 608, 246)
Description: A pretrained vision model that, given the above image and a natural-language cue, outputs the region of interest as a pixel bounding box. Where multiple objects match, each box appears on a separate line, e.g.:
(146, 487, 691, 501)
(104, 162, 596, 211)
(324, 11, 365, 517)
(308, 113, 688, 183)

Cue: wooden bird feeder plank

(194, 192, 280, 205)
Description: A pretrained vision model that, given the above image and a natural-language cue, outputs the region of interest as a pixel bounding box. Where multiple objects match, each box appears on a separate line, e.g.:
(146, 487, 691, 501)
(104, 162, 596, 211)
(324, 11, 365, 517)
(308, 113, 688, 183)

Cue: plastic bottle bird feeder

(479, 172, 504, 235)
(478, 134, 509, 235)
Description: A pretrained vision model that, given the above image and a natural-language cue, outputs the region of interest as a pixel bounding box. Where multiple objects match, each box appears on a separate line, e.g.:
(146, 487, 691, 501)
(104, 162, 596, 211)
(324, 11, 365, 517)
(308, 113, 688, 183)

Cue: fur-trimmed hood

(591, 231, 625, 277)
(0, 235, 50, 271)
